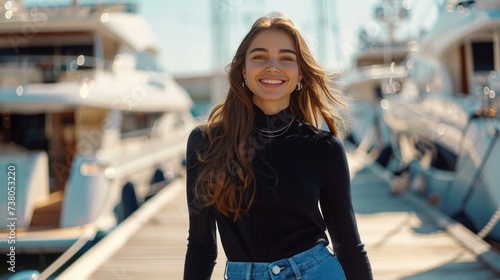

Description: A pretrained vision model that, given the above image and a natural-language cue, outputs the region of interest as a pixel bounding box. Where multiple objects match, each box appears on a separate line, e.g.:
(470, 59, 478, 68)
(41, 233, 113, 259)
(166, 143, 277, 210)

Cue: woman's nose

(266, 58, 280, 72)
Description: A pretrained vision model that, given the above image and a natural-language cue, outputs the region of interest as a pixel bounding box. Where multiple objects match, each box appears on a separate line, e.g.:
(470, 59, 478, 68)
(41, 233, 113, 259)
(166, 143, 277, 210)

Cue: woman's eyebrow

(280, 49, 297, 55)
(249, 48, 297, 55)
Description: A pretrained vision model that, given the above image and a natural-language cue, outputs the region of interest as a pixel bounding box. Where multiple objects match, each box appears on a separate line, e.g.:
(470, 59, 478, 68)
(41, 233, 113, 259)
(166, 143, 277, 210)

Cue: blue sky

(138, 0, 439, 75)
(22, 0, 439, 75)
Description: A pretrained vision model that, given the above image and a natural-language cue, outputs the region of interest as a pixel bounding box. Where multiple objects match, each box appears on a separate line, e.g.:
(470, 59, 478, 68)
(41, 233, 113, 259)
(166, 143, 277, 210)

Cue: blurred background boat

(381, 0, 500, 242)
(340, 0, 417, 167)
(0, 0, 196, 259)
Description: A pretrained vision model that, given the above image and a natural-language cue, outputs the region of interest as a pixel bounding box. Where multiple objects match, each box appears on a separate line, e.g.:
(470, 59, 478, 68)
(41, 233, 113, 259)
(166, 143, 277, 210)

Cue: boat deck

(58, 151, 500, 279)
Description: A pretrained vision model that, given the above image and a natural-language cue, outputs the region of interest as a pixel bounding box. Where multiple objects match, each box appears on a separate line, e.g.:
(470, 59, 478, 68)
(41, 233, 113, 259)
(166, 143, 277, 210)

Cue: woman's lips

(259, 79, 285, 86)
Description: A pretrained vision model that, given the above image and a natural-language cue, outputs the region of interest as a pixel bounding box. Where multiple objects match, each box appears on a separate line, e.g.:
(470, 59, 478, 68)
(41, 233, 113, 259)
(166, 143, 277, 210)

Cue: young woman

(184, 13, 372, 280)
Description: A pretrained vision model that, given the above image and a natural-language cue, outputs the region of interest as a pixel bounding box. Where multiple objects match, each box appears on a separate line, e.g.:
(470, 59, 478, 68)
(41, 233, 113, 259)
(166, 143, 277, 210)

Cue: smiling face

(243, 29, 302, 114)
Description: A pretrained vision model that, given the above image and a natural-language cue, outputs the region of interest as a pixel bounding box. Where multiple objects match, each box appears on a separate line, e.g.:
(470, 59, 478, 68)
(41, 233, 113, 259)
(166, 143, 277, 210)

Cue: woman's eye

(253, 55, 265, 60)
(282, 57, 294, 61)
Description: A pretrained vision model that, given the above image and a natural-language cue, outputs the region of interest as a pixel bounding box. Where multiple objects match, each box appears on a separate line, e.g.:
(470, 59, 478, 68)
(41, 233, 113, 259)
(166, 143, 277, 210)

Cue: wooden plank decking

(59, 152, 500, 279)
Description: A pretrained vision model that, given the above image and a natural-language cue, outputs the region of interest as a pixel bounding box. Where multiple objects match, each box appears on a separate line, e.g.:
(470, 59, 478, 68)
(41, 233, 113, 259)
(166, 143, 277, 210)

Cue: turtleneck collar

(253, 104, 295, 131)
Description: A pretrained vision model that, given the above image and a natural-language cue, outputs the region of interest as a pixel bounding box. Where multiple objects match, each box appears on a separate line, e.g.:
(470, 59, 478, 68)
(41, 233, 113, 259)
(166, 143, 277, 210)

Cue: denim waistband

(225, 244, 332, 280)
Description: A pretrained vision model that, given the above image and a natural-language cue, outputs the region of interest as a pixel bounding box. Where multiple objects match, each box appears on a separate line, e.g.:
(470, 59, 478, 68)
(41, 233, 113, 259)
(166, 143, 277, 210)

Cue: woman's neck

(251, 101, 290, 115)
(253, 103, 294, 132)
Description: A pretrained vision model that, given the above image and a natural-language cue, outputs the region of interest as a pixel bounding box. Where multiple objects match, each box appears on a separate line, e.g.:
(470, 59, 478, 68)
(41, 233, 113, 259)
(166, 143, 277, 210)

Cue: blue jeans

(224, 244, 346, 280)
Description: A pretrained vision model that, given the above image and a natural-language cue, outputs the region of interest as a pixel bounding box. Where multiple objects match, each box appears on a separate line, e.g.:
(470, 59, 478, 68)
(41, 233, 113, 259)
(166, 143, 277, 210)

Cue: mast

(330, 0, 342, 70)
(316, 0, 327, 67)
(374, 0, 410, 43)
(373, 0, 410, 64)
(211, 0, 223, 72)
(316, 0, 342, 71)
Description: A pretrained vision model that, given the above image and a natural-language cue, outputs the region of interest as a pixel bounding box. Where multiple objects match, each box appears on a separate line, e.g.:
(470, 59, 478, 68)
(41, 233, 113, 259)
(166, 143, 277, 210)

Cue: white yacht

(382, 0, 500, 240)
(340, 0, 414, 165)
(0, 1, 196, 253)
(341, 42, 409, 153)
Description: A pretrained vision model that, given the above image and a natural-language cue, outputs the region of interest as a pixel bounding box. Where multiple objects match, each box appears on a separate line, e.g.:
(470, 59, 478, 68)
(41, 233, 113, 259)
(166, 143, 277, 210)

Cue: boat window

(0, 46, 54, 56)
(120, 112, 162, 139)
(60, 44, 95, 70)
(136, 51, 158, 72)
(0, 45, 93, 59)
(0, 112, 77, 190)
(471, 42, 494, 72)
(459, 44, 468, 94)
(0, 31, 95, 83)
(0, 113, 48, 151)
(8, 44, 93, 68)
(0, 43, 95, 84)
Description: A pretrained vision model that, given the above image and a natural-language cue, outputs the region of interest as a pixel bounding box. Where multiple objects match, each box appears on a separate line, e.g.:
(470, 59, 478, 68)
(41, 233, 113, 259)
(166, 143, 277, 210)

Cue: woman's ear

(242, 67, 246, 79)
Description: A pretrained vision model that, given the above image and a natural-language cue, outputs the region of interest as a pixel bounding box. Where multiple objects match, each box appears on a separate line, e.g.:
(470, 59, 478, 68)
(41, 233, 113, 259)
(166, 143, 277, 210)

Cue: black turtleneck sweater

(184, 106, 372, 279)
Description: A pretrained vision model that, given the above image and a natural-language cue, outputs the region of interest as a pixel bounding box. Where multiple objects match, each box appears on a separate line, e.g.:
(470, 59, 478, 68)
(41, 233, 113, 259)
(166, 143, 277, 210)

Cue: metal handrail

(39, 224, 98, 279)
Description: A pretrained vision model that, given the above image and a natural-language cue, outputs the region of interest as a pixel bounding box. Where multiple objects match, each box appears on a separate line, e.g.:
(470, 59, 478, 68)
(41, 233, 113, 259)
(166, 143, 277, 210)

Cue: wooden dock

(58, 151, 500, 279)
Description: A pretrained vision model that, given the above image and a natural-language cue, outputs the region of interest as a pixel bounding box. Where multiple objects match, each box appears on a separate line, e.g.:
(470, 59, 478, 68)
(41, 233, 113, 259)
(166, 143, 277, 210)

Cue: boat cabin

(0, 3, 194, 248)
(403, 9, 499, 117)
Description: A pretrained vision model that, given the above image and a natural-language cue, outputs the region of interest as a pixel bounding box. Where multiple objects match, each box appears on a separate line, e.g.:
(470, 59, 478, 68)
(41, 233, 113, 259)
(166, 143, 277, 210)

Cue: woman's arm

(183, 128, 218, 280)
(319, 135, 373, 280)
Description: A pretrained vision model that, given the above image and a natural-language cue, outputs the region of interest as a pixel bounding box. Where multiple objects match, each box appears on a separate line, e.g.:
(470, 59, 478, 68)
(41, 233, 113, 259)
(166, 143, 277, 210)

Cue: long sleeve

(319, 136, 373, 279)
(183, 127, 218, 280)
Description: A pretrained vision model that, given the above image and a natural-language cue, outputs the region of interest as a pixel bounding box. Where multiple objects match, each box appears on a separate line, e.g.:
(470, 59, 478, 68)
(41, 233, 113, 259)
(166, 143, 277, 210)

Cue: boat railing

(486, 75, 500, 118)
(471, 74, 500, 119)
(0, 55, 108, 87)
(0, 2, 138, 23)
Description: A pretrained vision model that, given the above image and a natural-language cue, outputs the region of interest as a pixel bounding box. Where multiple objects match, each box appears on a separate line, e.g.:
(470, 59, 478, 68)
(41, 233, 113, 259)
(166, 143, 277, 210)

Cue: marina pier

(56, 150, 500, 279)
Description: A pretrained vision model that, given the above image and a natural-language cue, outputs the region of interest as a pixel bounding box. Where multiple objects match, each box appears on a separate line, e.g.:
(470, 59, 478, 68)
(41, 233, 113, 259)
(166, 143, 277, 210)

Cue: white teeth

(260, 79, 283, 84)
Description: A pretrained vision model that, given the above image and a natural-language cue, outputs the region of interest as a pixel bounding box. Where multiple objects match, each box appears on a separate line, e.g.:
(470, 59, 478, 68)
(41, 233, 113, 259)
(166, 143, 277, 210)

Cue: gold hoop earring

(296, 81, 303, 91)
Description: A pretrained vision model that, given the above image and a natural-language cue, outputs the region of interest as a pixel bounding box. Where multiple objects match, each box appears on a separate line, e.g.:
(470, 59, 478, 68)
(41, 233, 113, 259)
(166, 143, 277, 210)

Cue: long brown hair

(194, 12, 346, 220)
